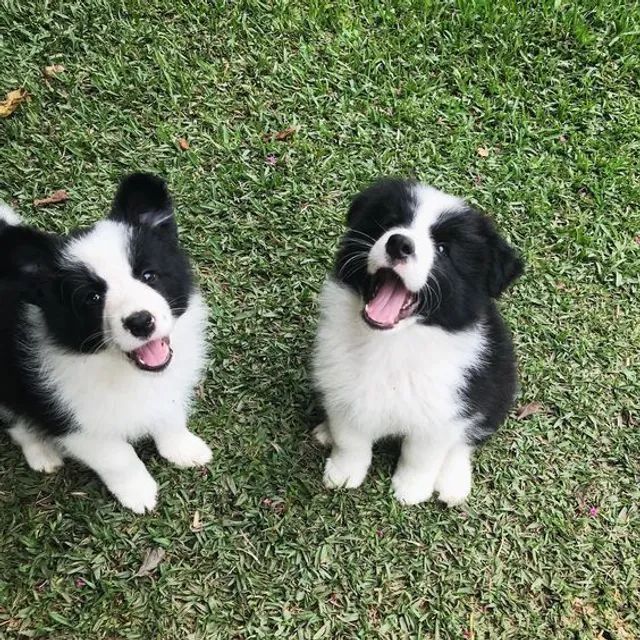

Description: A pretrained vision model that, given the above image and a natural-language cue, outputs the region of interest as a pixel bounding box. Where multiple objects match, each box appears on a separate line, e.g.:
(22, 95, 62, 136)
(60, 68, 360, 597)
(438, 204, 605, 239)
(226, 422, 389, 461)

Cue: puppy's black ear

(482, 218, 524, 297)
(346, 190, 367, 228)
(0, 225, 58, 283)
(110, 173, 176, 234)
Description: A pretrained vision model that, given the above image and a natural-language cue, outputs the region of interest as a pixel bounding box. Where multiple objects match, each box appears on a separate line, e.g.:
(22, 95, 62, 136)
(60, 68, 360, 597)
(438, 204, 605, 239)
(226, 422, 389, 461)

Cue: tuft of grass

(1, 1, 639, 638)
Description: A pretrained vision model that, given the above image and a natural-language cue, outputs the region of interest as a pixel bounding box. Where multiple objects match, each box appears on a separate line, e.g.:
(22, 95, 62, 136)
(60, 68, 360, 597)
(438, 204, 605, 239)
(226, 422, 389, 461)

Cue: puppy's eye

(436, 243, 448, 255)
(142, 270, 159, 283)
(86, 291, 102, 306)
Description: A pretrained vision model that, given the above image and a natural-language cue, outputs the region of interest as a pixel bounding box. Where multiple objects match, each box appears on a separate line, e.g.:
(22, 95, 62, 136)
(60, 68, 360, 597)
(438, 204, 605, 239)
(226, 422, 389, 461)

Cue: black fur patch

(128, 228, 193, 319)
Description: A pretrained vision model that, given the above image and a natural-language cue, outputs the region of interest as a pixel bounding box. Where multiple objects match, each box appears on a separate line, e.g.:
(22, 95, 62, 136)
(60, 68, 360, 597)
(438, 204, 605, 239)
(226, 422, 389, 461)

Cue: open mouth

(127, 337, 173, 372)
(362, 269, 418, 330)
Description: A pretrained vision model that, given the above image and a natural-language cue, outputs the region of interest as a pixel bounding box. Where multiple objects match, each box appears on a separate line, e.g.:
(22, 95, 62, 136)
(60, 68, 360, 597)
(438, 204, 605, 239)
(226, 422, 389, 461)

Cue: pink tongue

(135, 339, 170, 367)
(365, 277, 408, 326)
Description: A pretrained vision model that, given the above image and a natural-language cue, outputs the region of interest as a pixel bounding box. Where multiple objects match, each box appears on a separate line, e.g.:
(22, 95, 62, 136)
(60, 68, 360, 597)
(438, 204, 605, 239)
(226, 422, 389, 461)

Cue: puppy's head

(0, 174, 193, 371)
(335, 179, 523, 331)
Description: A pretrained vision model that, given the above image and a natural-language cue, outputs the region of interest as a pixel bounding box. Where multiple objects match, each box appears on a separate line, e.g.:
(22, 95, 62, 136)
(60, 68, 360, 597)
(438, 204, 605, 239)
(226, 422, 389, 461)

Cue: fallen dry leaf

(135, 548, 165, 577)
(43, 64, 65, 79)
(0, 88, 28, 118)
(262, 126, 298, 142)
(261, 497, 286, 515)
(274, 126, 297, 141)
(515, 401, 544, 420)
(476, 146, 490, 158)
(33, 189, 69, 207)
(190, 510, 204, 533)
(634, 235, 640, 246)
(177, 137, 190, 151)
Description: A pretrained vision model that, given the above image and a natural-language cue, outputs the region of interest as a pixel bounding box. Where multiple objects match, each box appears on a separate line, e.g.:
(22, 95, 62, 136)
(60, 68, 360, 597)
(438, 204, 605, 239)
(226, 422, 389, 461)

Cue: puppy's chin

(362, 268, 419, 330)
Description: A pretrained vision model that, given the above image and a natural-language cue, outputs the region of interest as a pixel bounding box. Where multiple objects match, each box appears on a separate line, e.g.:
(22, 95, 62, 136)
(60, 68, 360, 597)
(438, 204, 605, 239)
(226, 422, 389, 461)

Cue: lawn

(1, 0, 639, 638)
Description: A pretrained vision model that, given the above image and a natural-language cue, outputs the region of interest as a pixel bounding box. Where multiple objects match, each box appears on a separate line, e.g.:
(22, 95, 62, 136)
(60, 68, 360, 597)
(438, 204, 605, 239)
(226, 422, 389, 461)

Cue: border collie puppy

(0, 174, 211, 512)
(312, 179, 523, 506)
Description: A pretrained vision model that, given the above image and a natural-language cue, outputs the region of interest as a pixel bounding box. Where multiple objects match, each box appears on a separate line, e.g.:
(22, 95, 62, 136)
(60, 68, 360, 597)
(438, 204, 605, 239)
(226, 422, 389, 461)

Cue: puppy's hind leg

(9, 420, 64, 473)
(312, 421, 333, 447)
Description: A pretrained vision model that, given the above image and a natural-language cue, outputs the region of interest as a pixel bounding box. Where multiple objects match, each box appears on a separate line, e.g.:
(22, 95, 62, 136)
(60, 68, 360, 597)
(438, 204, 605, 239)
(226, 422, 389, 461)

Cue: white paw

(157, 431, 212, 468)
(22, 442, 64, 474)
(323, 456, 368, 489)
(435, 466, 472, 507)
(392, 470, 435, 506)
(110, 472, 158, 514)
(312, 422, 333, 447)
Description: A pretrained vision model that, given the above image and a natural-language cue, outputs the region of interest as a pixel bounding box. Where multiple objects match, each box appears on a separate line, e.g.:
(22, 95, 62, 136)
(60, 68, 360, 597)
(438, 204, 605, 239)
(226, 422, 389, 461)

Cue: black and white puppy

(0, 174, 211, 512)
(312, 179, 523, 506)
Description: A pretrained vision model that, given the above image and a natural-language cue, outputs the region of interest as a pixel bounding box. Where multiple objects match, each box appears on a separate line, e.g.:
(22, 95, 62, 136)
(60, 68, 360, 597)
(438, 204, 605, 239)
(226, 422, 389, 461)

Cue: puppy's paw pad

(312, 422, 333, 447)
(323, 457, 367, 489)
(113, 475, 158, 514)
(159, 432, 212, 468)
(23, 444, 64, 474)
(392, 472, 434, 506)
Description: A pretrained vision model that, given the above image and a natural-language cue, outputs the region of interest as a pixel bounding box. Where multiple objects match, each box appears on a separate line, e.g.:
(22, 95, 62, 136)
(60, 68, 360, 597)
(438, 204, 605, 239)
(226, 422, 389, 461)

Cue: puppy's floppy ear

(0, 225, 58, 283)
(481, 217, 524, 297)
(110, 173, 176, 234)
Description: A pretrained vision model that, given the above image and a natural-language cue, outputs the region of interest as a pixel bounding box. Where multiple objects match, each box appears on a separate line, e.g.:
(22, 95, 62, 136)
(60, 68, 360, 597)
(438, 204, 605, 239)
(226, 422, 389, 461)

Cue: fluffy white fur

(0, 202, 22, 226)
(313, 280, 485, 506)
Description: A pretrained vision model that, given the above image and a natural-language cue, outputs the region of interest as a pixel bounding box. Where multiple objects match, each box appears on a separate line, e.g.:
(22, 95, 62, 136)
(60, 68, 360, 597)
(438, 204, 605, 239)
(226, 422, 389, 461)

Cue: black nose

(386, 234, 415, 261)
(123, 311, 155, 338)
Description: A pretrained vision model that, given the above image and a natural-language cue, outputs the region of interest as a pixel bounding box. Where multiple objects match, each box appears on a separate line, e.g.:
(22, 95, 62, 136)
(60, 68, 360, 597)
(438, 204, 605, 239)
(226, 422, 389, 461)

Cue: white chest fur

(313, 279, 486, 441)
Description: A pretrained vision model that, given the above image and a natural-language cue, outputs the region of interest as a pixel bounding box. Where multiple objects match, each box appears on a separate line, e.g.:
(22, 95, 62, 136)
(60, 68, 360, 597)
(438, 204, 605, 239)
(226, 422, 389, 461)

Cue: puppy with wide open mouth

(363, 269, 419, 330)
(0, 173, 212, 513)
(127, 336, 173, 371)
(313, 178, 523, 507)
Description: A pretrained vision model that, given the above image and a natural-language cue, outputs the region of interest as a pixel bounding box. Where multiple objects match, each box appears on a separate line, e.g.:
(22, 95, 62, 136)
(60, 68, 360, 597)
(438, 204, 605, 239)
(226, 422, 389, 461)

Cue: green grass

(1, 0, 639, 637)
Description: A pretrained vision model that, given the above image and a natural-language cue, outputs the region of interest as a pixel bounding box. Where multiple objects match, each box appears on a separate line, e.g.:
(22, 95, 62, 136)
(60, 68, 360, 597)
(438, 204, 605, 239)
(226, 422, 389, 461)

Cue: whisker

(348, 229, 377, 244)
(338, 252, 368, 278)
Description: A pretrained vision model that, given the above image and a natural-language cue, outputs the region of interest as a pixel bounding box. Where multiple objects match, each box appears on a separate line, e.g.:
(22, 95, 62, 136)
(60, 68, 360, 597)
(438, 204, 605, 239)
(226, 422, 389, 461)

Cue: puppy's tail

(0, 202, 22, 229)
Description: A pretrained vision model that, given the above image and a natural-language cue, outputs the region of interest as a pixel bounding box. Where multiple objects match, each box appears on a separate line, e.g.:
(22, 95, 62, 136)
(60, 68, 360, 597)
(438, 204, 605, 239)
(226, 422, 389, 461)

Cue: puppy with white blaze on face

(0, 174, 211, 513)
(312, 179, 524, 506)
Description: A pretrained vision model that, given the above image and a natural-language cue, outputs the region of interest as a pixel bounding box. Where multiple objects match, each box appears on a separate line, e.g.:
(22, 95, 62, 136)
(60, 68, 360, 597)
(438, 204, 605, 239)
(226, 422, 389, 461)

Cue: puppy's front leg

(323, 417, 372, 489)
(152, 407, 212, 468)
(392, 435, 452, 505)
(61, 433, 158, 513)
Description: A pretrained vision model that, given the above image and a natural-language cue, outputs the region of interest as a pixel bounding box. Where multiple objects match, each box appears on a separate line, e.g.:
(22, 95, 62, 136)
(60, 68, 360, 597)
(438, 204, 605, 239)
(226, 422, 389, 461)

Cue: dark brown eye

(86, 291, 102, 306)
(436, 243, 448, 255)
(142, 270, 158, 283)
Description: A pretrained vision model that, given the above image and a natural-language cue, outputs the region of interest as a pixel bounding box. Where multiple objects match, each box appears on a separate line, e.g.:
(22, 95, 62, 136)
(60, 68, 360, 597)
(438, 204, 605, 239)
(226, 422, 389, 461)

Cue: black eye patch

(58, 264, 106, 309)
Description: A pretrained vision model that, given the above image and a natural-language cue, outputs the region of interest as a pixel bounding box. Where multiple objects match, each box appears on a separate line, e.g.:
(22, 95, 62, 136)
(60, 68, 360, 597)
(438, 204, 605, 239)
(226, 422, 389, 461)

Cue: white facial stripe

(64, 220, 133, 281)
(368, 185, 464, 292)
(63, 220, 174, 351)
